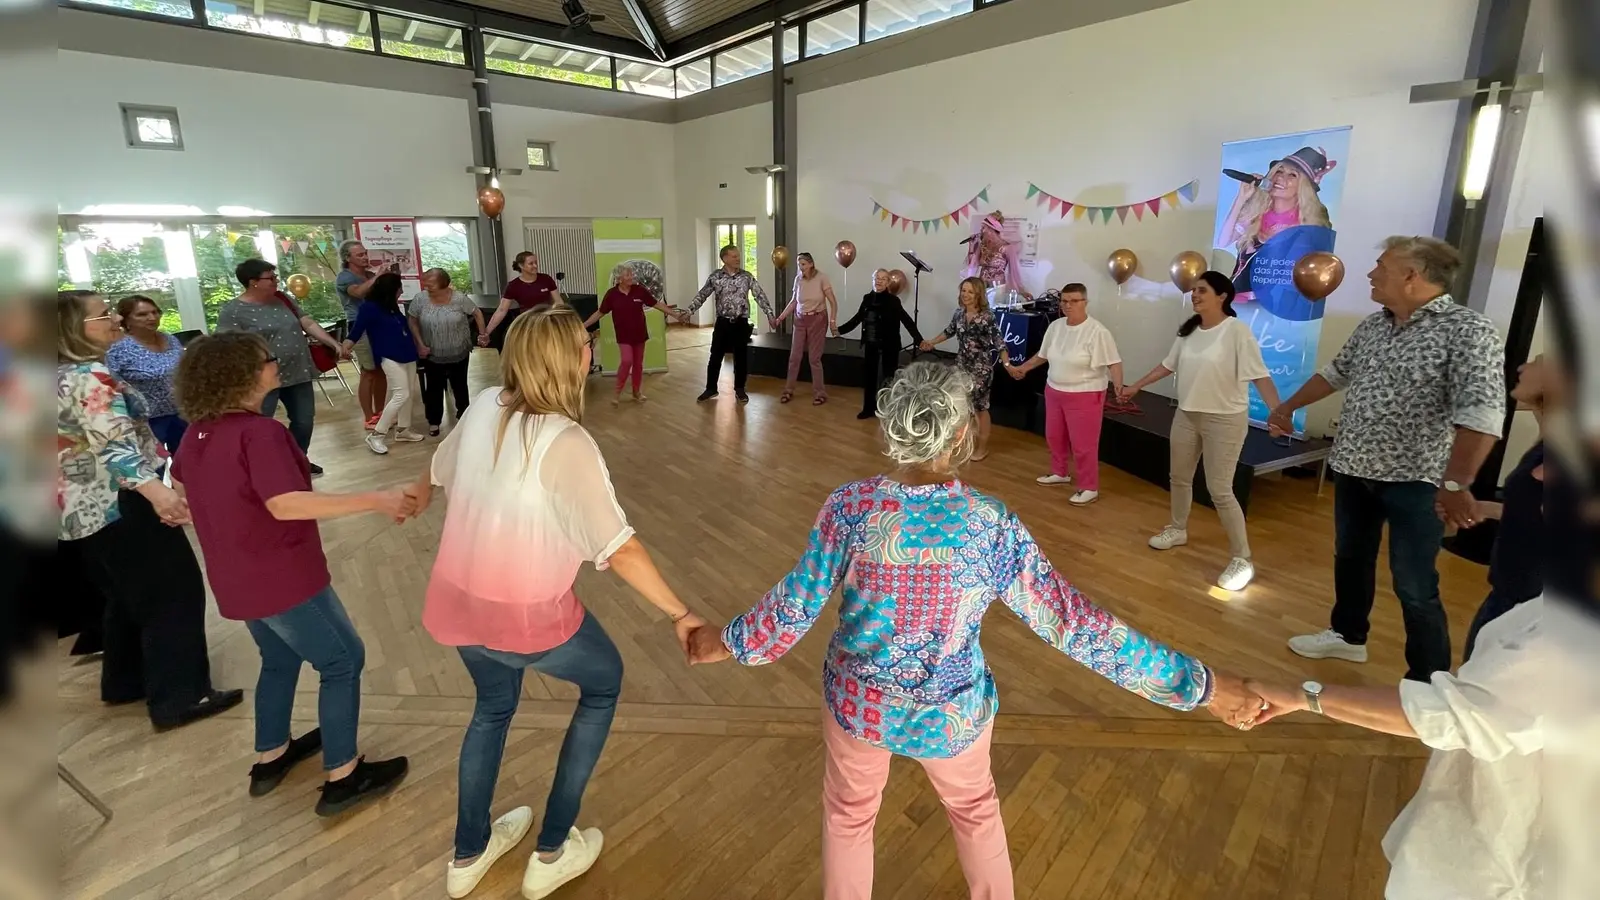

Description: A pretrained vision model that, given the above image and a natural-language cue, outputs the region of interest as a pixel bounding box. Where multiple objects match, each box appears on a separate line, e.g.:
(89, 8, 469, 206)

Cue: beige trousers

(1168, 408, 1251, 559)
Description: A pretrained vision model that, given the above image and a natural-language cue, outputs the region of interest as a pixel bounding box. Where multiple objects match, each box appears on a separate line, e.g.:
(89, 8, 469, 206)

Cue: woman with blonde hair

(1217, 147, 1335, 301)
(919, 276, 1006, 460)
(55, 290, 241, 729)
(690, 361, 1264, 899)
(404, 307, 712, 899)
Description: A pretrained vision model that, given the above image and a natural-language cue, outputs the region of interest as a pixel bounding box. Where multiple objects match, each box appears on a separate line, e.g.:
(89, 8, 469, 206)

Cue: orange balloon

(477, 186, 505, 218)
(771, 245, 792, 270)
(1293, 251, 1345, 301)
(1106, 249, 1138, 285)
(834, 240, 857, 269)
(887, 269, 908, 294)
(1169, 251, 1207, 293)
(285, 273, 312, 300)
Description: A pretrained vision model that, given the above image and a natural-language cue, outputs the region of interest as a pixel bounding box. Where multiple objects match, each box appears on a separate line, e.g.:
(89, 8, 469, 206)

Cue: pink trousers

(615, 342, 644, 393)
(785, 312, 829, 398)
(1043, 386, 1105, 490)
(822, 714, 1014, 900)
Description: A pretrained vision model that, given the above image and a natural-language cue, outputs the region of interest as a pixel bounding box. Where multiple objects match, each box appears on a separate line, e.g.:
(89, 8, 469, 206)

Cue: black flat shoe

(736, 392, 750, 404)
(315, 755, 409, 817)
(308, 462, 325, 477)
(250, 729, 323, 797)
(856, 411, 875, 420)
(696, 389, 717, 402)
(152, 688, 244, 731)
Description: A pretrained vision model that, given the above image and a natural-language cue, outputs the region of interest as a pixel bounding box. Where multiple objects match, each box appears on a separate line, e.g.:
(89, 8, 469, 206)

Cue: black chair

(174, 329, 203, 346)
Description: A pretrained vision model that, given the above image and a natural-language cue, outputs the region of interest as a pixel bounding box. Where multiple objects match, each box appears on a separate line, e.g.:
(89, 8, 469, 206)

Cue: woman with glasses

(105, 294, 187, 455)
(216, 259, 347, 477)
(56, 290, 242, 730)
(171, 330, 411, 815)
(1004, 283, 1123, 506)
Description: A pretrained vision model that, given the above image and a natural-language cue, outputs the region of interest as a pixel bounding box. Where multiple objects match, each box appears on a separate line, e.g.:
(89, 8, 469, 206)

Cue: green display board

(592, 218, 668, 375)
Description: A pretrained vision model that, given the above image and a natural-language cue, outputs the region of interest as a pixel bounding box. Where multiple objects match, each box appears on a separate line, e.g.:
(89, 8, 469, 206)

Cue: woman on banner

(920, 277, 1005, 461)
(1216, 146, 1336, 315)
(960, 212, 1030, 306)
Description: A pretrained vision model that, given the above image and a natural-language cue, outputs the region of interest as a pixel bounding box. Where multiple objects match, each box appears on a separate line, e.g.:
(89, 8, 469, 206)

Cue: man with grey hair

(1270, 236, 1505, 681)
(335, 239, 386, 424)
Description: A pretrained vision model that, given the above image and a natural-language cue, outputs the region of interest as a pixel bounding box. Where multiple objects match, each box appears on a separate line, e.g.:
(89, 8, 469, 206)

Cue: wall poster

(592, 218, 668, 375)
(352, 218, 424, 298)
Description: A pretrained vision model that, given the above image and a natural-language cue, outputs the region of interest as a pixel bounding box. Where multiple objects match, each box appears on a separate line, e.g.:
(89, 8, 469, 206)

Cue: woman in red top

(584, 267, 687, 405)
(483, 252, 563, 343)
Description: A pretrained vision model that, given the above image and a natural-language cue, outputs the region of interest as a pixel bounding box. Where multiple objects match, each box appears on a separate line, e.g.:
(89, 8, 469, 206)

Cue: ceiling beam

(307, 1, 321, 25)
(370, 0, 654, 59)
(484, 35, 503, 55)
(663, 0, 825, 60)
(619, 0, 667, 61)
(402, 20, 420, 41)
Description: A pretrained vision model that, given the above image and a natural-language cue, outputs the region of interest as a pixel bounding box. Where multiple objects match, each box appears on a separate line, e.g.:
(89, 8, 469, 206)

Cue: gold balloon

(1106, 248, 1138, 285)
(285, 273, 312, 300)
(1169, 250, 1207, 293)
(1292, 251, 1345, 301)
(771, 245, 792, 270)
(887, 268, 908, 294)
(834, 240, 857, 269)
(477, 186, 505, 218)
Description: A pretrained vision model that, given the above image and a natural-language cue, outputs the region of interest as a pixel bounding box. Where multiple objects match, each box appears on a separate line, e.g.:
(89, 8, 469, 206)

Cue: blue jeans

(261, 380, 316, 453)
(244, 585, 365, 771)
(147, 414, 188, 455)
(1329, 474, 1451, 681)
(454, 611, 623, 859)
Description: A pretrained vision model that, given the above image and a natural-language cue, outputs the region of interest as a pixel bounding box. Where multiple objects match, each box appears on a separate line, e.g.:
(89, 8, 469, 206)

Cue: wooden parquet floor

(58, 328, 1483, 899)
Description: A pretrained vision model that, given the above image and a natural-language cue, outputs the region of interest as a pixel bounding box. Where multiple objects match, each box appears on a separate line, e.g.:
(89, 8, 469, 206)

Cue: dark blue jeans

(244, 585, 365, 771)
(147, 414, 188, 455)
(454, 611, 623, 859)
(261, 380, 316, 453)
(1330, 474, 1451, 681)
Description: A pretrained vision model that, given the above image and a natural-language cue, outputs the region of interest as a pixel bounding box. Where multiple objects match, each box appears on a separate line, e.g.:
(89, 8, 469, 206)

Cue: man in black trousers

(686, 245, 776, 404)
(839, 268, 923, 419)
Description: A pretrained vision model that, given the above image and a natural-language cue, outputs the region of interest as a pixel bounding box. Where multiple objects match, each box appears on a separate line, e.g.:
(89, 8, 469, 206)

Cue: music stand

(899, 251, 932, 356)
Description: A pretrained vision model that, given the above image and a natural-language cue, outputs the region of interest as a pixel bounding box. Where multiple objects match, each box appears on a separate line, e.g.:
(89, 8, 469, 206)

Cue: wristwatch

(1441, 480, 1466, 493)
(1302, 680, 1324, 715)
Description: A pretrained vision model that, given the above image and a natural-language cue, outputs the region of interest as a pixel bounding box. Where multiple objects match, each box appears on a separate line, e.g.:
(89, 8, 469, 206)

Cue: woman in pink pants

(1005, 284, 1122, 506)
(775, 252, 838, 405)
(690, 362, 1265, 900)
(584, 267, 686, 405)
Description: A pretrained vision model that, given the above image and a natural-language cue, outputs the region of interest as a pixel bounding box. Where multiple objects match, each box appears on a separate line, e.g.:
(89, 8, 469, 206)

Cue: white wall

(55, 50, 477, 218)
(670, 103, 775, 323)
(794, 0, 1479, 435)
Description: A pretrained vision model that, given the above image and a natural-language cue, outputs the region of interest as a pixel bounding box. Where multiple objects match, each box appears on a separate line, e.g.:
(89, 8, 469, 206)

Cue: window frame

(526, 141, 556, 172)
(120, 103, 184, 151)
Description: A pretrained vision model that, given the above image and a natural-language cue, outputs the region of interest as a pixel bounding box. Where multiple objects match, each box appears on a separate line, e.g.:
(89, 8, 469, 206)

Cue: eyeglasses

(83, 314, 117, 323)
(255, 273, 279, 283)
(262, 355, 279, 365)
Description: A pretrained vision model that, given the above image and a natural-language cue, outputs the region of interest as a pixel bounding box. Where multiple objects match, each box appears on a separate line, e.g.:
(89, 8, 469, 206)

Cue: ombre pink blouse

(423, 389, 634, 654)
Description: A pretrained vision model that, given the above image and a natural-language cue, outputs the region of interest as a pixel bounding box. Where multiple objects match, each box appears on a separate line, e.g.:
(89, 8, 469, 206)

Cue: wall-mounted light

(745, 164, 786, 220)
(765, 174, 774, 218)
(1461, 93, 1503, 205)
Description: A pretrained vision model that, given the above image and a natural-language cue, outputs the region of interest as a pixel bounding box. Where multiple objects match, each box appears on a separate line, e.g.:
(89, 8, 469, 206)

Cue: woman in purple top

(104, 295, 186, 453)
(690, 362, 1264, 898)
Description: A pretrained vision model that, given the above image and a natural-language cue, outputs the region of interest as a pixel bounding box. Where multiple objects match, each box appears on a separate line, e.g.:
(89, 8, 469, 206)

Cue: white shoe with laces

(523, 827, 604, 900)
(1036, 474, 1072, 486)
(393, 430, 426, 443)
(1069, 490, 1099, 506)
(447, 806, 533, 898)
(1216, 557, 1255, 591)
(1287, 629, 1368, 663)
(365, 433, 389, 455)
(1147, 526, 1188, 550)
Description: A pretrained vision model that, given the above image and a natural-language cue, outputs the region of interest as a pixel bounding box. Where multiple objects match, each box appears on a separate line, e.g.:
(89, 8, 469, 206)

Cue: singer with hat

(961, 212, 1031, 305)
(1217, 147, 1336, 304)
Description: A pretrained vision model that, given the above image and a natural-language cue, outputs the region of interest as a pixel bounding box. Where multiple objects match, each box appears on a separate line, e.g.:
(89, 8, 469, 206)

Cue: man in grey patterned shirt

(686, 244, 777, 404)
(1270, 236, 1505, 681)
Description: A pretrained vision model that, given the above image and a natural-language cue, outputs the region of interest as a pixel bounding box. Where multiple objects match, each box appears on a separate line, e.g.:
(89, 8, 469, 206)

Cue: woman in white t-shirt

(1121, 271, 1280, 591)
(1004, 283, 1123, 506)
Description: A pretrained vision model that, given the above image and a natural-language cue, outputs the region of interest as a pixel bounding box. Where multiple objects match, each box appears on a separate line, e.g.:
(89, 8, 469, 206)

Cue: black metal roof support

(374, 0, 654, 58)
(664, 0, 826, 60)
(771, 8, 790, 311)
(466, 24, 508, 286)
(618, 0, 667, 61)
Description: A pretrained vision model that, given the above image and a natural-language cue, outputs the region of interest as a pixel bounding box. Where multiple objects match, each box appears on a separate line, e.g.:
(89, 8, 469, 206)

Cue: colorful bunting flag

(870, 186, 990, 235)
(1025, 179, 1200, 226)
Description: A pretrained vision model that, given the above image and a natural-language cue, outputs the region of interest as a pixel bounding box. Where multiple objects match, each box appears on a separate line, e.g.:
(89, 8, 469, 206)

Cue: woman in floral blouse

(691, 362, 1264, 899)
(56, 291, 241, 729)
(920, 277, 1006, 461)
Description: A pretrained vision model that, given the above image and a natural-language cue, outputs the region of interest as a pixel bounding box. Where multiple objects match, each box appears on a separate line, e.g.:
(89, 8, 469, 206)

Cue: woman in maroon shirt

(584, 267, 686, 404)
(483, 251, 563, 343)
(172, 331, 413, 816)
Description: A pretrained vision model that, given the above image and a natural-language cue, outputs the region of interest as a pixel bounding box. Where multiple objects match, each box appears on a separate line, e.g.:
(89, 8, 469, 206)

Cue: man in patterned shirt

(1269, 236, 1505, 681)
(686, 244, 777, 404)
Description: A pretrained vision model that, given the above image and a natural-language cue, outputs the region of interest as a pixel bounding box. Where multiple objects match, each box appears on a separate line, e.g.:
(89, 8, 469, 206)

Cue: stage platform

(746, 332, 1331, 514)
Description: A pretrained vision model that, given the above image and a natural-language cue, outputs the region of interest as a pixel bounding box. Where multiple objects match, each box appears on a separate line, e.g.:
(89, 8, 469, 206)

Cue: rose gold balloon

(285, 273, 312, 300)
(1169, 250, 1207, 293)
(834, 240, 857, 269)
(477, 186, 505, 218)
(1106, 248, 1138, 285)
(1292, 251, 1345, 301)
(887, 269, 908, 294)
(771, 245, 791, 270)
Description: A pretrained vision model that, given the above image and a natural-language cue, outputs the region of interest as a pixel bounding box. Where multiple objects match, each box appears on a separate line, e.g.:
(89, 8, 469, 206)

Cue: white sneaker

(392, 430, 426, 443)
(1148, 526, 1188, 550)
(1036, 474, 1072, 486)
(523, 827, 603, 900)
(1069, 490, 1099, 506)
(1287, 629, 1368, 663)
(1216, 557, 1255, 591)
(447, 806, 533, 898)
(365, 433, 389, 455)
(633, 393, 648, 403)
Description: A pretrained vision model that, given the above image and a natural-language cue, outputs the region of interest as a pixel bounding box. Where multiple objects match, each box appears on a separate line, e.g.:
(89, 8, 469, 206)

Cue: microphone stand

(909, 267, 924, 358)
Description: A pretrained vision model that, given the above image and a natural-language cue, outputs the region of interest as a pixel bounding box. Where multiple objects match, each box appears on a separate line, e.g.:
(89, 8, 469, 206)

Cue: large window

(783, 26, 800, 64)
(616, 60, 675, 98)
(713, 36, 773, 87)
(485, 36, 613, 89)
(675, 58, 711, 97)
(712, 221, 761, 320)
(805, 7, 860, 58)
(67, 0, 193, 20)
(865, 0, 973, 41)
(377, 14, 465, 65)
(204, 0, 374, 51)
(417, 221, 474, 293)
(71, 223, 181, 330)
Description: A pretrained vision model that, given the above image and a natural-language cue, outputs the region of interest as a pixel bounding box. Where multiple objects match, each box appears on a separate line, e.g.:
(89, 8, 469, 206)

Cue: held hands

(685, 622, 732, 665)
(476, 333, 491, 347)
(1266, 406, 1294, 438)
(1204, 671, 1269, 730)
(918, 340, 935, 353)
(417, 344, 431, 359)
(1435, 486, 1479, 530)
(150, 484, 192, 527)
(1004, 364, 1025, 381)
(1243, 679, 1310, 727)
(1116, 385, 1141, 404)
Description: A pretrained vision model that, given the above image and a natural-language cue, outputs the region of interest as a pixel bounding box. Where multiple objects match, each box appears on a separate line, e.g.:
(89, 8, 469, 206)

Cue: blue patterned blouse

(105, 334, 183, 419)
(722, 476, 1213, 758)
